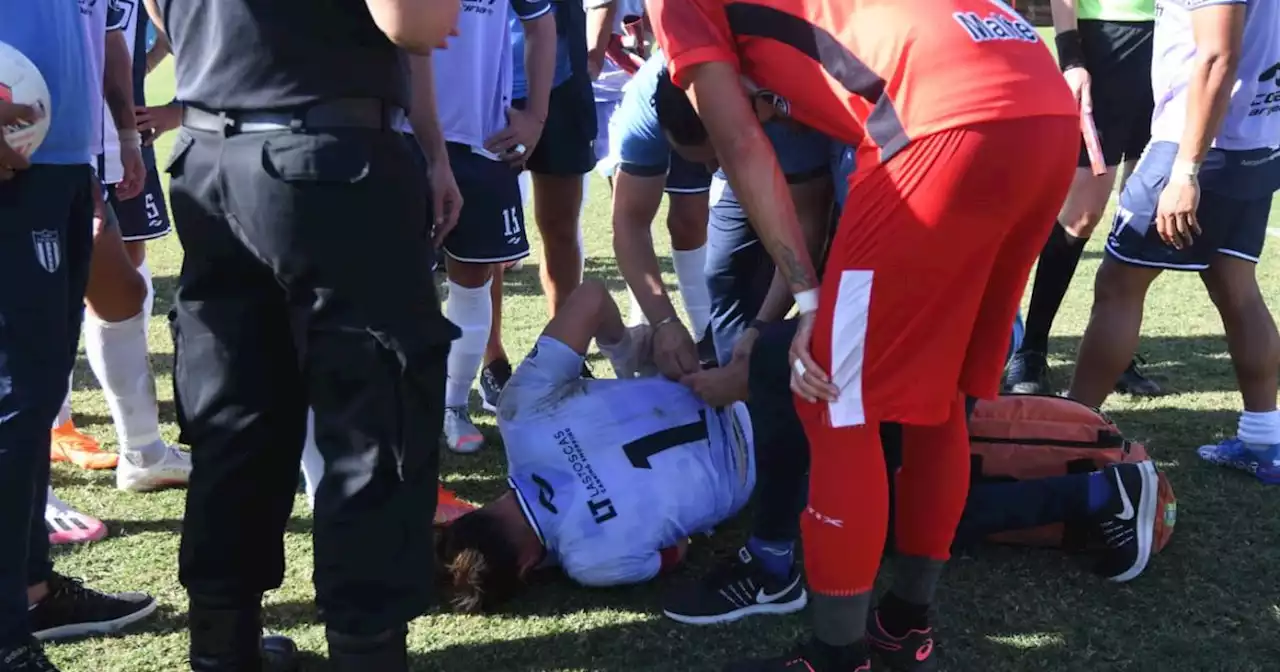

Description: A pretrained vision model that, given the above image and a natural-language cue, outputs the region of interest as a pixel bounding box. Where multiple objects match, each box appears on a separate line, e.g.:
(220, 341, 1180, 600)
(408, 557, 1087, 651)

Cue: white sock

(672, 245, 712, 337)
(1238, 409, 1280, 448)
(445, 279, 493, 408)
(627, 287, 649, 327)
(519, 171, 533, 207)
(578, 173, 590, 279)
(300, 409, 323, 510)
(84, 310, 165, 466)
(138, 260, 155, 320)
(54, 380, 72, 428)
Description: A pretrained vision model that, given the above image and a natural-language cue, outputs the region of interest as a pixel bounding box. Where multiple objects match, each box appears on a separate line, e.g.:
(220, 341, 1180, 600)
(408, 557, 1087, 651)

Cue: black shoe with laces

(29, 573, 157, 641)
(867, 607, 937, 672)
(1003, 351, 1051, 394)
(724, 639, 871, 672)
(479, 358, 512, 413)
(1093, 461, 1159, 583)
(0, 638, 60, 671)
(663, 546, 806, 626)
(1114, 356, 1163, 396)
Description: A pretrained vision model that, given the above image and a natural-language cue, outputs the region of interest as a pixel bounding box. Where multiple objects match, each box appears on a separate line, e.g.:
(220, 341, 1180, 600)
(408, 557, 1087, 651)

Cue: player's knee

(436, 509, 525, 613)
(666, 197, 708, 249)
(1060, 207, 1106, 239)
(1203, 265, 1263, 321)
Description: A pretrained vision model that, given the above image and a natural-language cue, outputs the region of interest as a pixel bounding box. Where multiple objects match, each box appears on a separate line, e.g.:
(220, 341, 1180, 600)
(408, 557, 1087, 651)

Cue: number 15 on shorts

(502, 206, 523, 244)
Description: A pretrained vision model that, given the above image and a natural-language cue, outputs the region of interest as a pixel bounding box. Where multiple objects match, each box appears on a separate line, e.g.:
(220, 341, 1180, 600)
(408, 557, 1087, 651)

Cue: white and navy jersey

(499, 337, 755, 587)
(430, 0, 551, 151)
(79, 0, 109, 159)
(1151, 0, 1280, 149)
(100, 0, 149, 185)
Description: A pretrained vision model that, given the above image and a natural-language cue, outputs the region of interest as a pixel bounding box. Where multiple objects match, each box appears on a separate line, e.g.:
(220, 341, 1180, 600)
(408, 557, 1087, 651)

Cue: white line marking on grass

(1269, 227, 1280, 238)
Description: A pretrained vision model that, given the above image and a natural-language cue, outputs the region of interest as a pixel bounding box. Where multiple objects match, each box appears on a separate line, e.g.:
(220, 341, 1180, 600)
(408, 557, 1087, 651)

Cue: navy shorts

(104, 146, 171, 242)
(705, 122, 833, 363)
(1106, 141, 1280, 270)
(616, 153, 713, 194)
(514, 78, 597, 177)
(437, 142, 530, 264)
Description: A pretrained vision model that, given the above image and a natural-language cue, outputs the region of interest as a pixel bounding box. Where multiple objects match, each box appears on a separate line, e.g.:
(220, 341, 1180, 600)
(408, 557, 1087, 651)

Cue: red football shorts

(810, 115, 1077, 428)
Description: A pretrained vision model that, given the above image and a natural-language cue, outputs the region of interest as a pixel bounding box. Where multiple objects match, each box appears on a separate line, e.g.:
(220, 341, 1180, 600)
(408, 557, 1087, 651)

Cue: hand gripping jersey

(499, 340, 755, 586)
(1150, 0, 1280, 150)
(648, 0, 1076, 167)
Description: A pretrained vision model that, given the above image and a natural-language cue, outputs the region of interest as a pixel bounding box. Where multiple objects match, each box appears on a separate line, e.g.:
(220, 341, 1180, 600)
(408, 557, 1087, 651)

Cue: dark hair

(436, 508, 525, 613)
(653, 67, 709, 147)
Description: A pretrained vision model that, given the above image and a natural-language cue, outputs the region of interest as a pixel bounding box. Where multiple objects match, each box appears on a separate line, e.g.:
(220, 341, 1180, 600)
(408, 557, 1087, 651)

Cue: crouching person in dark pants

(143, 1, 461, 670)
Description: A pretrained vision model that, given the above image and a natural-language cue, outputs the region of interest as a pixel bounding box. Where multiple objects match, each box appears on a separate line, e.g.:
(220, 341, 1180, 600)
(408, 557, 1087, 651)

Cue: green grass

(45, 50, 1280, 671)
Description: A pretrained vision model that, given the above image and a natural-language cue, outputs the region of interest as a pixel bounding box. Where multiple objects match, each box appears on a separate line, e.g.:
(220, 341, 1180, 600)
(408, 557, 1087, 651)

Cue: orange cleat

(50, 421, 118, 470)
(434, 483, 477, 526)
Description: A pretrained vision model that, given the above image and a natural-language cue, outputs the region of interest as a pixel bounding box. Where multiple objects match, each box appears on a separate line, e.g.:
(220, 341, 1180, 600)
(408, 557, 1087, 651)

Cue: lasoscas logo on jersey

(954, 0, 1038, 44)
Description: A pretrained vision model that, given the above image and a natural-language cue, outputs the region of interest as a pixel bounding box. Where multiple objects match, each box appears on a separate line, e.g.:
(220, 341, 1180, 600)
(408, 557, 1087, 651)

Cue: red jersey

(650, 0, 1077, 164)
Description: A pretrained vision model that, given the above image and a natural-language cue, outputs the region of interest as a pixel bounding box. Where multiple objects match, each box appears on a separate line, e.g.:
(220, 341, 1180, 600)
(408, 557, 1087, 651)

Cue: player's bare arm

(543, 279, 628, 357)
(104, 28, 145, 200)
(142, 0, 165, 40)
(679, 61, 834, 401)
(610, 171, 700, 379)
(682, 63, 816, 296)
(749, 177, 834, 328)
(1050, 0, 1092, 111)
(145, 30, 170, 74)
(485, 13, 555, 165)
(407, 53, 463, 245)
(585, 0, 619, 80)
(364, 0, 461, 53)
(1157, 2, 1245, 250)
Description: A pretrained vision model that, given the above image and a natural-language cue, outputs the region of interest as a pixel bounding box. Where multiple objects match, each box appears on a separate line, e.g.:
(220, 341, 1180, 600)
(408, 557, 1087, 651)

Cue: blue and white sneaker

(1197, 437, 1280, 485)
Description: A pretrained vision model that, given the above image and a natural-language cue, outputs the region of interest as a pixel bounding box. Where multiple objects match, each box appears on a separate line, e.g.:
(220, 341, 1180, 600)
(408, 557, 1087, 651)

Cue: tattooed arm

(681, 61, 819, 295)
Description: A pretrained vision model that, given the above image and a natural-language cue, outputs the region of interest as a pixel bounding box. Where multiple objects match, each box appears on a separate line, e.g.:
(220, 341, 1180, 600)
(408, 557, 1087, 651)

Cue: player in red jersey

(647, 0, 1079, 669)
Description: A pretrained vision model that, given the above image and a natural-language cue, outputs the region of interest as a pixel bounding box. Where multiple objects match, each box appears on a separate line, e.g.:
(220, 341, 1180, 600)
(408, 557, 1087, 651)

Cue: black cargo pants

(165, 120, 457, 636)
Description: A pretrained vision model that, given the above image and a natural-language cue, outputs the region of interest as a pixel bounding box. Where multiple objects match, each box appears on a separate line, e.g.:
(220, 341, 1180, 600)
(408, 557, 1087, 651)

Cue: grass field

(43, 42, 1280, 671)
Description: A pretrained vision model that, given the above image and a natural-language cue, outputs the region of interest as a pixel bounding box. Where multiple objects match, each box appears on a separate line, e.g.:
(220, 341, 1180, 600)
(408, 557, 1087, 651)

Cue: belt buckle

(217, 111, 238, 136)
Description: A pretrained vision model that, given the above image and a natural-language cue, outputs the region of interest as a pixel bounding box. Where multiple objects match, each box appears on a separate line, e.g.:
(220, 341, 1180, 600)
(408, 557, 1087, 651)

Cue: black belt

(182, 99, 405, 134)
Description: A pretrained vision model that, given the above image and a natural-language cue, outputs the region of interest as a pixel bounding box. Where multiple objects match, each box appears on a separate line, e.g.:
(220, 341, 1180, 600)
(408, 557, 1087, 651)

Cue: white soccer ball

(0, 40, 52, 159)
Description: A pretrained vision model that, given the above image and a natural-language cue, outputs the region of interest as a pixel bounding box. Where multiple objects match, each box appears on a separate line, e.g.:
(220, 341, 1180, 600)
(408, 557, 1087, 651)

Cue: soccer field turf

(43, 48, 1280, 671)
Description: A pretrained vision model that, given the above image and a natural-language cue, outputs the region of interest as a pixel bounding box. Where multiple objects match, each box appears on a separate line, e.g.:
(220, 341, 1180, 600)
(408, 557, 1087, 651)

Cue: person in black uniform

(143, 1, 461, 670)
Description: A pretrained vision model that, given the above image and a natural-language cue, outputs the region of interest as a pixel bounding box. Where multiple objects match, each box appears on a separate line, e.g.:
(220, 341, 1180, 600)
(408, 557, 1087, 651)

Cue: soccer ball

(0, 40, 52, 159)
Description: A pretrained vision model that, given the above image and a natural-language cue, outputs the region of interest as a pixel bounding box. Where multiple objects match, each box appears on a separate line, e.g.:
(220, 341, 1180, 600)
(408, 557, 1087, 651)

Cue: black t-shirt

(163, 0, 408, 111)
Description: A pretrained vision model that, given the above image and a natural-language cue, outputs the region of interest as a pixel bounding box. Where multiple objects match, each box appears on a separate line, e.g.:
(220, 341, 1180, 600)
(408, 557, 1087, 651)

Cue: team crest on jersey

(32, 231, 61, 274)
(79, 0, 96, 16)
(107, 0, 137, 31)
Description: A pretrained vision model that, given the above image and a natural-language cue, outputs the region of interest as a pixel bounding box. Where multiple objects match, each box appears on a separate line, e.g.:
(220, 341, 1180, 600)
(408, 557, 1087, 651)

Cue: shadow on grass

(101, 516, 316, 539)
(1043, 334, 1238, 395)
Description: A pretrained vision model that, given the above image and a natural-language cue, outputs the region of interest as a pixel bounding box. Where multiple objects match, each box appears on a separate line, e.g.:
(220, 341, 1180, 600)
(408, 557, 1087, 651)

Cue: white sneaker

(46, 488, 108, 545)
(444, 407, 484, 454)
(116, 445, 193, 492)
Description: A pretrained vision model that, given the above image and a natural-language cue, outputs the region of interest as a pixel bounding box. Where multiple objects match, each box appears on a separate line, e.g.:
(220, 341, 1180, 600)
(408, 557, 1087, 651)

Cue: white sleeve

(562, 551, 661, 587)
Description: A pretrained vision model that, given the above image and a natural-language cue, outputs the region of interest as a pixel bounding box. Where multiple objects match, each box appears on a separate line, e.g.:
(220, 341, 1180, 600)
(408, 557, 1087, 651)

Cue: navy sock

(745, 537, 794, 580)
(1085, 471, 1112, 514)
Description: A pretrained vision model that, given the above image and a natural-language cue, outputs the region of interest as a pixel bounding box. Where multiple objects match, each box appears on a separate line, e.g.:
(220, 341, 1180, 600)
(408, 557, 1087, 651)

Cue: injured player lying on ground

(436, 281, 1168, 615)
